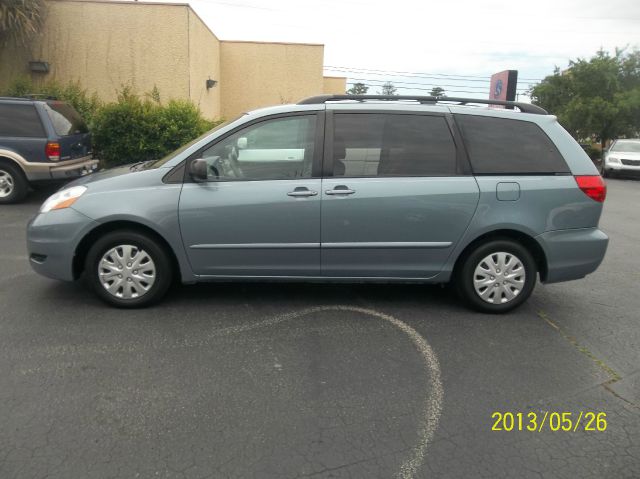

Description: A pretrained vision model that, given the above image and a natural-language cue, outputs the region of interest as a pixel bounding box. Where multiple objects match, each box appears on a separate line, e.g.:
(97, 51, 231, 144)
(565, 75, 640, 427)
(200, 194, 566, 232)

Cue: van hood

(609, 151, 640, 160)
(63, 162, 164, 188)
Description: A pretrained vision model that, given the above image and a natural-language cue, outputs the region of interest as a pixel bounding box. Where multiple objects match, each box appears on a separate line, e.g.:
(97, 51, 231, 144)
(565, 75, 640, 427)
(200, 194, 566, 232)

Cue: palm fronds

(0, 0, 45, 46)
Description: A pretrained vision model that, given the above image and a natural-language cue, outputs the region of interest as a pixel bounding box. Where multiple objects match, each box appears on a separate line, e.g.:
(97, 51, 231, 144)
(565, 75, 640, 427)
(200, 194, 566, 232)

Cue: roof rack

(23, 93, 58, 100)
(0, 94, 58, 102)
(297, 94, 548, 115)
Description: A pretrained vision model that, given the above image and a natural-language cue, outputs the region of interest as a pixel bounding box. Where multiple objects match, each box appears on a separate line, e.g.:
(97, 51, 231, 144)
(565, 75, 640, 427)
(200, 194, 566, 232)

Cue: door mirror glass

(237, 137, 248, 150)
(189, 158, 208, 182)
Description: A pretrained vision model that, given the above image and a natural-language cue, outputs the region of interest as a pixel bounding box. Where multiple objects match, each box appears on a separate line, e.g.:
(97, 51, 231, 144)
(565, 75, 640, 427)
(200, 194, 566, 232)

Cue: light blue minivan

(27, 95, 609, 313)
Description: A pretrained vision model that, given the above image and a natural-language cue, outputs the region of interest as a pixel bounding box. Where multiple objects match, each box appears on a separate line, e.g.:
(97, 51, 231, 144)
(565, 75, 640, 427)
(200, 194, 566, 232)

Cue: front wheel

(455, 239, 537, 314)
(85, 230, 173, 308)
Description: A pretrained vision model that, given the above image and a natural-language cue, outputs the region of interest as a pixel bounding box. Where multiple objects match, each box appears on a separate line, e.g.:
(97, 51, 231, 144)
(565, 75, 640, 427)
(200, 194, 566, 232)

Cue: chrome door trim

(322, 241, 452, 249)
(190, 241, 452, 250)
(190, 243, 320, 249)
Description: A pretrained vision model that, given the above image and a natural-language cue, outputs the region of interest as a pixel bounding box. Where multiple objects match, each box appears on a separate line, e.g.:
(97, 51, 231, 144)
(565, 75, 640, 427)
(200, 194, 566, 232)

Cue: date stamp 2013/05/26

(491, 411, 607, 432)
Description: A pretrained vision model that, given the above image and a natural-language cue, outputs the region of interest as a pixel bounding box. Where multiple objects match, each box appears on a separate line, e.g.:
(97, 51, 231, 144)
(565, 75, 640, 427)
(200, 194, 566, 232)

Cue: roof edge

(220, 39, 324, 48)
(50, 0, 189, 6)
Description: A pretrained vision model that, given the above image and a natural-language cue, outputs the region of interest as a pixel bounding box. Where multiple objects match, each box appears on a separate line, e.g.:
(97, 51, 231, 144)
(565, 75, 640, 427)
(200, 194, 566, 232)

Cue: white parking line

(211, 305, 444, 479)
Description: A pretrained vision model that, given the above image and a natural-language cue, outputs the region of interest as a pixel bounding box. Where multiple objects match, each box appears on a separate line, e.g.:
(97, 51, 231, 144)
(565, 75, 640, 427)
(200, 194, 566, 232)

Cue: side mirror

(237, 137, 248, 150)
(189, 158, 208, 182)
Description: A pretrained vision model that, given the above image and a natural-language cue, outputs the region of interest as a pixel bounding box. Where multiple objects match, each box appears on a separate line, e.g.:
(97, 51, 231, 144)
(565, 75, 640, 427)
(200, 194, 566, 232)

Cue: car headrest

(333, 137, 346, 159)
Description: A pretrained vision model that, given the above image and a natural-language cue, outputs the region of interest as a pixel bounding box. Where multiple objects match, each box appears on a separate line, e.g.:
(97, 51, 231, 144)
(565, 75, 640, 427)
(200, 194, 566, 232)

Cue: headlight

(607, 156, 620, 164)
(40, 185, 88, 213)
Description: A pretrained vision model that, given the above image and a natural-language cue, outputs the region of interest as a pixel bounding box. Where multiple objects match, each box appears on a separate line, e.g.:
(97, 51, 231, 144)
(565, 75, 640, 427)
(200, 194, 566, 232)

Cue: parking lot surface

(1, 179, 639, 479)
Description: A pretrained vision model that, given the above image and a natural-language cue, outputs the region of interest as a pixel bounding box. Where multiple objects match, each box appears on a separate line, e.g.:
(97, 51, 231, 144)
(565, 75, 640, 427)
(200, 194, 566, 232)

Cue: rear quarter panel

(435, 175, 603, 281)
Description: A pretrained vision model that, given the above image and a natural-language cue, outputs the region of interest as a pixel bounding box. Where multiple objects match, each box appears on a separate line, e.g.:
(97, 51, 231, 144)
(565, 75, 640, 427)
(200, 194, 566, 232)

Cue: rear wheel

(85, 230, 173, 308)
(455, 239, 537, 313)
(0, 161, 29, 204)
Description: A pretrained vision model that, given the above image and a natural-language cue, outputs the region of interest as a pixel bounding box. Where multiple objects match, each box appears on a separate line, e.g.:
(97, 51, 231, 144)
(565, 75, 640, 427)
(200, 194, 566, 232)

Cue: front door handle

(287, 187, 318, 197)
(325, 186, 355, 196)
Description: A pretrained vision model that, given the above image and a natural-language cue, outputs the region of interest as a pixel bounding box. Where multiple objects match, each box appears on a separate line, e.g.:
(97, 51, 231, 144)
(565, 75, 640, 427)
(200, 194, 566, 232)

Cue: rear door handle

(287, 187, 318, 197)
(325, 186, 355, 196)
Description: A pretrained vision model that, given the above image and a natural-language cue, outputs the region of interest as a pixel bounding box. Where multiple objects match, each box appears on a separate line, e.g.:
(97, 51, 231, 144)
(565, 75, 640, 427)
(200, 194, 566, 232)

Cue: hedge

(2, 79, 221, 167)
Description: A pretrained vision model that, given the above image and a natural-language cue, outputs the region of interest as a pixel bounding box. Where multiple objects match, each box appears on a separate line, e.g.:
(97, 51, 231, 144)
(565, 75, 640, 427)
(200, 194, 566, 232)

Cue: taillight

(45, 142, 60, 161)
(575, 175, 606, 202)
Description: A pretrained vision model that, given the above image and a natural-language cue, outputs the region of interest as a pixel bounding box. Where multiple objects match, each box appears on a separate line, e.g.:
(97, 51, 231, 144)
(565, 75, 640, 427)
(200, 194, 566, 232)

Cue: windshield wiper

(129, 160, 153, 171)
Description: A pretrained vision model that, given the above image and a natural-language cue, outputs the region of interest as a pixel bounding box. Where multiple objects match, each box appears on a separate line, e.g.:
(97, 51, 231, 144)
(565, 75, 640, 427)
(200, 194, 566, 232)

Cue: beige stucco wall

(0, 1, 192, 105)
(0, 1, 336, 121)
(220, 41, 324, 119)
(323, 76, 347, 94)
(187, 8, 221, 119)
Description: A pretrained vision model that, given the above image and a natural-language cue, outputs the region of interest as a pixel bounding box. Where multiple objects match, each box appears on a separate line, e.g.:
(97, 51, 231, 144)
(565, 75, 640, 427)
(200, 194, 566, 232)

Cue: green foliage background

(529, 48, 640, 149)
(1, 79, 222, 167)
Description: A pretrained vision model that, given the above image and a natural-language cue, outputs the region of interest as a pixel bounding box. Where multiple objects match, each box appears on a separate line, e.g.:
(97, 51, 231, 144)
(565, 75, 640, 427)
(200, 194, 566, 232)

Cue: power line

(346, 77, 531, 92)
(328, 67, 492, 83)
(326, 65, 544, 82)
(328, 65, 492, 80)
(345, 82, 515, 96)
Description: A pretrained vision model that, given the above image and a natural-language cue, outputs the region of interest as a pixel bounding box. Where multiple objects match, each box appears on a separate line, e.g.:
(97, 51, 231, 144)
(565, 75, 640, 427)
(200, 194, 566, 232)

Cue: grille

(621, 159, 640, 166)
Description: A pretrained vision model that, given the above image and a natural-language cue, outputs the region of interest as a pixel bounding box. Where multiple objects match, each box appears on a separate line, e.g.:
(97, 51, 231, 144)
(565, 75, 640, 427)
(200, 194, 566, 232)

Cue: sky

(158, 0, 639, 100)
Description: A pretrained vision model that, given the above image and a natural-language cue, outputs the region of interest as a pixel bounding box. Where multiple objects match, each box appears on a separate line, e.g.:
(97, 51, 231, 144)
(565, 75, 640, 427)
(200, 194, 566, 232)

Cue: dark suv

(0, 97, 97, 204)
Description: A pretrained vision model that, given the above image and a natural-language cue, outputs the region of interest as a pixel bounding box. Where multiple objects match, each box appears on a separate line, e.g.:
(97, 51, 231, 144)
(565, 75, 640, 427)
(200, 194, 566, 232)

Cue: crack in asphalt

(537, 310, 639, 408)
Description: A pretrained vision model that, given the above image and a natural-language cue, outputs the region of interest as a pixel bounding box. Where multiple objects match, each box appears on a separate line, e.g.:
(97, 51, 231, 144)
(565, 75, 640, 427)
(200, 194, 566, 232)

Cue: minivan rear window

(0, 103, 45, 137)
(455, 115, 570, 174)
(43, 102, 88, 136)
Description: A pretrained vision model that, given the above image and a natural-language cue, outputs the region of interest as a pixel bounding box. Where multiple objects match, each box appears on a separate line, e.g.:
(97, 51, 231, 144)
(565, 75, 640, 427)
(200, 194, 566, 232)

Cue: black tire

(0, 161, 29, 204)
(600, 162, 610, 178)
(454, 239, 537, 314)
(85, 230, 173, 308)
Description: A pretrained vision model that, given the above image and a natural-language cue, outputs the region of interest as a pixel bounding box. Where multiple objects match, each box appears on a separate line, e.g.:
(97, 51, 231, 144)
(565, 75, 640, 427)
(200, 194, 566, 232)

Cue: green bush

(91, 87, 217, 167)
(1, 79, 221, 167)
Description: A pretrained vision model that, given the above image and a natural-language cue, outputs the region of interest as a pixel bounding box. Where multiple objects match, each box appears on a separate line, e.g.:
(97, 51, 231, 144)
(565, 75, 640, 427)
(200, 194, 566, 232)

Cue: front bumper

(24, 155, 99, 181)
(536, 228, 609, 284)
(604, 159, 640, 174)
(27, 207, 98, 281)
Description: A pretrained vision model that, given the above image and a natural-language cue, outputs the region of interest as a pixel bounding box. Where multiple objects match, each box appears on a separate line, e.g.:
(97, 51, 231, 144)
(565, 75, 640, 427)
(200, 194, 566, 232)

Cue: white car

(602, 139, 640, 177)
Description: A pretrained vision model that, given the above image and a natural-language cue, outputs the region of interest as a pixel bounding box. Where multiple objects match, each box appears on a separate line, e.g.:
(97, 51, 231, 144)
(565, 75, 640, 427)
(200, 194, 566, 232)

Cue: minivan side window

(200, 115, 316, 181)
(0, 104, 45, 137)
(455, 115, 570, 174)
(332, 113, 457, 177)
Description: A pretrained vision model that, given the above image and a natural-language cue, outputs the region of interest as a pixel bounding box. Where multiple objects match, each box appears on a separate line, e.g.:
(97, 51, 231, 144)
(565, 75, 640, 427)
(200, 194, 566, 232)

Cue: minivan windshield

(145, 115, 243, 169)
(43, 102, 89, 136)
(611, 140, 640, 153)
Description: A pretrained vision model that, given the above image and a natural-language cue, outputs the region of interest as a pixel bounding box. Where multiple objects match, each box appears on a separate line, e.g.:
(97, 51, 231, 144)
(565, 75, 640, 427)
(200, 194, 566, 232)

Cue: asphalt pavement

(0, 179, 638, 479)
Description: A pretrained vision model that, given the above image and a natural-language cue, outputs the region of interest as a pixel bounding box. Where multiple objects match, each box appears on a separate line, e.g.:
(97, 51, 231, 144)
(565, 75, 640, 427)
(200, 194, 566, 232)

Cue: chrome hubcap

(0, 170, 14, 198)
(473, 252, 526, 304)
(98, 245, 156, 299)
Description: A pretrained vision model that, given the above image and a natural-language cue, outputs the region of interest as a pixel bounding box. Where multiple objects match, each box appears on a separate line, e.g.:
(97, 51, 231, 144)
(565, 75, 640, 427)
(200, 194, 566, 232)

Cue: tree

(379, 82, 397, 96)
(529, 48, 640, 149)
(0, 0, 45, 46)
(430, 86, 445, 98)
(347, 82, 369, 94)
